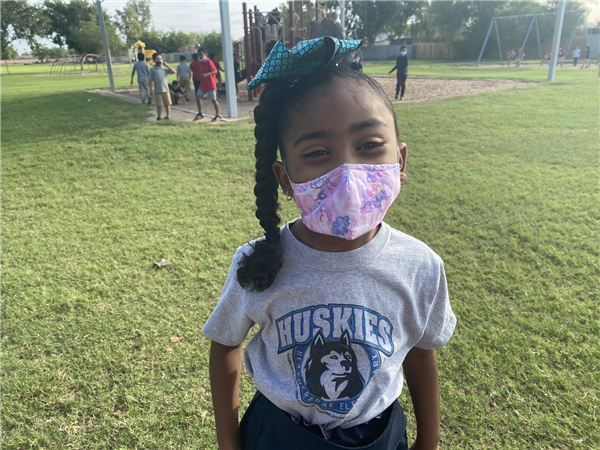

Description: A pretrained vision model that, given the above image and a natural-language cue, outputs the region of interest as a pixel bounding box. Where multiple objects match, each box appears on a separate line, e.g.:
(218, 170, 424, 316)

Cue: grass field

(2, 62, 599, 449)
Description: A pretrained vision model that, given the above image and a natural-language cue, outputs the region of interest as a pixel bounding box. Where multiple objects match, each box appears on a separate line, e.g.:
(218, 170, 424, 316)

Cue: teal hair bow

(245, 36, 362, 91)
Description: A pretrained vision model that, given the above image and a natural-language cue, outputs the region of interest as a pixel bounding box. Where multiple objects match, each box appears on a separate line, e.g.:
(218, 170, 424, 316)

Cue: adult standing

(149, 54, 175, 120)
(388, 46, 409, 100)
(131, 52, 151, 105)
(582, 45, 591, 69)
(193, 49, 221, 122)
(189, 53, 203, 97)
(572, 46, 580, 67)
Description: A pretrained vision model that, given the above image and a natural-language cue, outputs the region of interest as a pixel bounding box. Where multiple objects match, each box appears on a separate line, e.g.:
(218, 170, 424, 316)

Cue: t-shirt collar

(280, 219, 390, 271)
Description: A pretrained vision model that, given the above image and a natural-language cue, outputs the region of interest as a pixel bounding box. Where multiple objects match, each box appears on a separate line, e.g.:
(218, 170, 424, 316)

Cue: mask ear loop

(282, 165, 295, 201)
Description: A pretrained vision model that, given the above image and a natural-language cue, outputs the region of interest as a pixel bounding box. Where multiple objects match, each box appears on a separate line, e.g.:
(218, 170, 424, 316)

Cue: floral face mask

(287, 161, 401, 240)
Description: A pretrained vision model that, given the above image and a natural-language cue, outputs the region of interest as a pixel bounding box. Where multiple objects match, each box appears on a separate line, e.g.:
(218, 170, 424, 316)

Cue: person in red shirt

(192, 49, 221, 121)
(209, 52, 224, 90)
(189, 53, 203, 94)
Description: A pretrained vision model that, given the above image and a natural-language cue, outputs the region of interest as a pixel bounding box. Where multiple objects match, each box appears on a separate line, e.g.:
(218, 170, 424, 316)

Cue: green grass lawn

(2, 64, 598, 449)
(364, 58, 597, 82)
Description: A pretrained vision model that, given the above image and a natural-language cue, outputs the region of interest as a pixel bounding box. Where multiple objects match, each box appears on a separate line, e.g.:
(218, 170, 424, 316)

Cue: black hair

(180, 55, 186, 61)
(192, 53, 198, 60)
(209, 52, 216, 59)
(400, 46, 407, 50)
(172, 80, 178, 85)
(152, 53, 158, 61)
(137, 52, 145, 61)
(198, 48, 207, 56)
(237, 68, 398, 292)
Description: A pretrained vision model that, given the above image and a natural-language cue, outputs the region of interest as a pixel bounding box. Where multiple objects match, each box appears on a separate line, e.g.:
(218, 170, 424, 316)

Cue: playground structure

(49, 54, 123, 76)
(129, 40, 157, 67)
(238, 1, 358, 100)
(476, 10, 589, 67)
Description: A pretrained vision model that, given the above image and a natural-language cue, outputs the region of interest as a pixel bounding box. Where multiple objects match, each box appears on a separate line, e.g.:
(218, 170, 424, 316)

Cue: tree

(199, 32, 224, 60)
(2, 45, 18, 60)
(43, 0, 125, 54)
(35, 46, 69, 62)
(43, 0, 96, 49)
(115, 0, 153, 46)
(69, 19, 125, 55)
(348, 1, 414, 47)
(1, 1, 47, 58)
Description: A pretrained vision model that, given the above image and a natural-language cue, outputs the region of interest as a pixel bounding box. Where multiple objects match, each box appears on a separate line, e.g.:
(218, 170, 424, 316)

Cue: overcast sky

(11, 0, 600, 54)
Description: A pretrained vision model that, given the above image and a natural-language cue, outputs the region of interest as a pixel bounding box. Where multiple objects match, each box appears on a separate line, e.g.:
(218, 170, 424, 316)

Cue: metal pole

(583, 12, 589, 46)
(300, 1, 304, 39)
(535, 16, 542, 63)
(561, 11, 582, 68)
(476, 19, 495, 67)
(242, 3, 253, 101)
(494, 20, 503, 65)
(96, 0, 115, 91)
(289, 1, 295, 48)
(548, 0, 566, 81)
(219, 0, 237, 118)
(519, 16, 536, 59)
(340, 0, 346, 39)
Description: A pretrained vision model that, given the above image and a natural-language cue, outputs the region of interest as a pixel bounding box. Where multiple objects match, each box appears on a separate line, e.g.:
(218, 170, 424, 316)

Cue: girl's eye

(359, 141, 385, 150)
(304, 149, 329, 158)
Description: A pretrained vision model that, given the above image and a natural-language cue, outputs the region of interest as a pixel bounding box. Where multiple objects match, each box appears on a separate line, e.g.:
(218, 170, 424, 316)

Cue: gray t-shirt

(203, 221, 456, 430)
(177, 62, 191, 77)
(133, 61, 149, 82)
(149, 66, 170, 93)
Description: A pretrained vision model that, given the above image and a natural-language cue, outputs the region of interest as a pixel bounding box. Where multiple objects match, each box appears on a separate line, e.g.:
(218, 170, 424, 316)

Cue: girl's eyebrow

(294, 129, 334, 147)
(293, 119, 387, 148)
(349, 119, 386, 133)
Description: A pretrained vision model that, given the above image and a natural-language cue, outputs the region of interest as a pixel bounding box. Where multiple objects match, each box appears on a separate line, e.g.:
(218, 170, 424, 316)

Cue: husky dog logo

(305, 330, 365, 400)
(276, 304, 391, 414)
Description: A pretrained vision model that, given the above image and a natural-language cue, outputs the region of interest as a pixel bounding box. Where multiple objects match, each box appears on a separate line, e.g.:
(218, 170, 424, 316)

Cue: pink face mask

(288, 163, 401, 240)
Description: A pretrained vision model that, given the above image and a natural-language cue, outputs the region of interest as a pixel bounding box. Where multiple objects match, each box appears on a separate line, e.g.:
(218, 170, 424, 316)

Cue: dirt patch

(95, 76, 532, 122)
(373, 76, 531, 103)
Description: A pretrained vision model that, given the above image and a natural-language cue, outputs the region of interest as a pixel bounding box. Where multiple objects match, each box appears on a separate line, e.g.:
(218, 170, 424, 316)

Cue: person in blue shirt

(389, 46, 409, 100)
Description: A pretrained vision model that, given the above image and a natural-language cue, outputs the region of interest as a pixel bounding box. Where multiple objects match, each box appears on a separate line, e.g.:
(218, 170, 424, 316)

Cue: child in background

(350, 53, 363, 72)
(209, 52, 224, 90)
(541, 52, 551, 65)
(204, 37, 456, 450)
(130, 52, 151, 105)
(169, 80, 188, 105)
(506, 49, 515, 67)
(176, 55, 191, 103)
(557, 48, 565, 66)
(388, 45, 409, 100)
(193, 48, 221, 122)
(581, 45, 590, 69)
(515, 48, 525, 67)
(148, 54, 175, 120)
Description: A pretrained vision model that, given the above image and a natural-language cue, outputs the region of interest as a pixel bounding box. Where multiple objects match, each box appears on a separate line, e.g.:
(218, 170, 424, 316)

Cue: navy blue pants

(395, 74, 407, 98)
(239, 392, 408, 450)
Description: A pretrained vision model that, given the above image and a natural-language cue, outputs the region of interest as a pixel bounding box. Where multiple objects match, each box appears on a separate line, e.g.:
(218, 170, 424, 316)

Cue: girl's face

(274, 83, 406, 188)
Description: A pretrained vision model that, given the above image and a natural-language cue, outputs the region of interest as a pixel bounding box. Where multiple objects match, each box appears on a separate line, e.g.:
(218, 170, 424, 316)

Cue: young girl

(203, 37, 456, 450)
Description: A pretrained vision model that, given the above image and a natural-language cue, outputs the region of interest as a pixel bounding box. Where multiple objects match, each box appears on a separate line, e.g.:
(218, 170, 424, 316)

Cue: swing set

(476, 10, 589, 67)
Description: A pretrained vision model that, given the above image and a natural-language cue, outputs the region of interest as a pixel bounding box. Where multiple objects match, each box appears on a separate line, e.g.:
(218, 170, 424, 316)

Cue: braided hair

(237, 67, 398, 292)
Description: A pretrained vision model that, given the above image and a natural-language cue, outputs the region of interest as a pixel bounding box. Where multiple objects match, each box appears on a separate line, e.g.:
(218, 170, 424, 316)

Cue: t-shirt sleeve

(414, 260, 456, 350)
(202, 247, 255, 346)
(208, 60, 217, 72)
